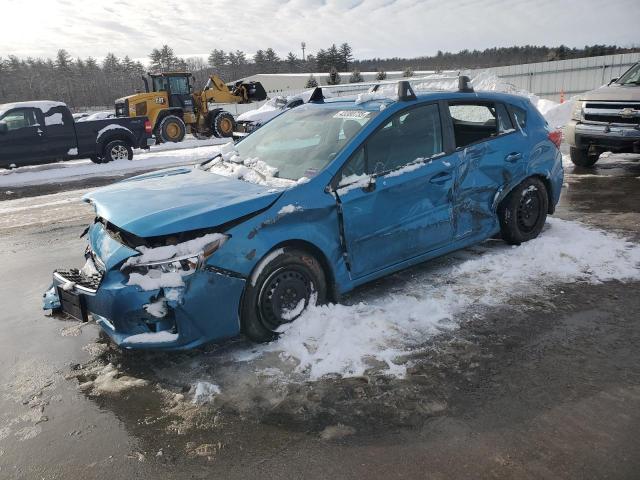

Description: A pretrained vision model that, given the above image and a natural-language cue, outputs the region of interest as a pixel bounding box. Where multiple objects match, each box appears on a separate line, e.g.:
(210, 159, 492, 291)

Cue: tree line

(0, 43, 636, 109)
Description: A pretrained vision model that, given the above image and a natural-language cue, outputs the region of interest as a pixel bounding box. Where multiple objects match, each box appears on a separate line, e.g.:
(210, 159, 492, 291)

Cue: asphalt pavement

(0, 151, 639, 479)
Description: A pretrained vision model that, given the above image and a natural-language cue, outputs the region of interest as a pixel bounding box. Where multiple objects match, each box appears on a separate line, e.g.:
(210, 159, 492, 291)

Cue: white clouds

(1, 0, 638, 61)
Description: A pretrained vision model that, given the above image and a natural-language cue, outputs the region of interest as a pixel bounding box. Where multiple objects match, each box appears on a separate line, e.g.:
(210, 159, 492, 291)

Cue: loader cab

(148, 72, 194, 113)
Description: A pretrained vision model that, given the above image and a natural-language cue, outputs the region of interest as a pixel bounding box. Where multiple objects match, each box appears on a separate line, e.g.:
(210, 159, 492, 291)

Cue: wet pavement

(0, 151, 639, 479)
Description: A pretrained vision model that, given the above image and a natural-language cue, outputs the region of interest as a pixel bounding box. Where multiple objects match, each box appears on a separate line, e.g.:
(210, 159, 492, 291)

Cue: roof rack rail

(367, 80, 417, 101)
(308, 87, 324, 103)
(458, 75, 474, 93)
(397, 80, 417, 101)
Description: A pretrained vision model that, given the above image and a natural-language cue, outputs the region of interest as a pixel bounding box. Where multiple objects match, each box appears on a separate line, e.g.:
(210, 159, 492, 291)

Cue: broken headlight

(122, 234, 229, 273)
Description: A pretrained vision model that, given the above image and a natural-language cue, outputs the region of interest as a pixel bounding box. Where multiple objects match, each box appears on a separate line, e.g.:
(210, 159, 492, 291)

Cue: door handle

(429, 172, 452, 184)
(505, 152, 522, 162)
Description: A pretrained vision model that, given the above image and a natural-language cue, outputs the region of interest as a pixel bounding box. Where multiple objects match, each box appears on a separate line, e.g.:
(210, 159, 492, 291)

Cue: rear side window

(448, 102, 513, 148)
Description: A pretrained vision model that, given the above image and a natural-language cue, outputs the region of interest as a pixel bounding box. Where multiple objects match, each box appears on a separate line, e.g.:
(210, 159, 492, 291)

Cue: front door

(335, 103, 456, 278)
(0, 108, 46, 167)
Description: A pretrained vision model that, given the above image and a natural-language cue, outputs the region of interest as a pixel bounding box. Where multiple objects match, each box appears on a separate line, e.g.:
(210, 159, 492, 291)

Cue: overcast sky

(2, 0, 639, 63)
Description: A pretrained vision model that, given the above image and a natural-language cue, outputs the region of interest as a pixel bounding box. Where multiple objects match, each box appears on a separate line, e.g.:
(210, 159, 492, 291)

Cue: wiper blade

(199, 153, 222, 168)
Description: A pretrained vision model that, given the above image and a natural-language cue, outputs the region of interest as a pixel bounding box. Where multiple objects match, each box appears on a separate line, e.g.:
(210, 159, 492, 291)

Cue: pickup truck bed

(0, 100, 153, 168)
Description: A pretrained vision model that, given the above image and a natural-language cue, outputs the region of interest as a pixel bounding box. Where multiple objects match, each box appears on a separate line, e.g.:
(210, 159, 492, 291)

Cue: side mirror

(608, 77, 619, 86)
(0, 122, 7, 134)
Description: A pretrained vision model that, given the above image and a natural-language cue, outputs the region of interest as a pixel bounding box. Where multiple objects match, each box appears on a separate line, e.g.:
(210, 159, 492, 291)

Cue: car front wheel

(241, 248, 327, 342)
(498, 177, 549, 245)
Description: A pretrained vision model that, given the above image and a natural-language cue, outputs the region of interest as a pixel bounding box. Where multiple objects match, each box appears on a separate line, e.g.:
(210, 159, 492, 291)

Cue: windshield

(168, 76, 190, 94)
(616, 63, 640, 85)
(227, 104, 377, 181)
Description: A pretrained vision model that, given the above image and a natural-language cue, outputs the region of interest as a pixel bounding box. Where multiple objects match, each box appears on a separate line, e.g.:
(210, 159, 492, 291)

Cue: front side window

(168, 76, 189, 95)
(152, 77, 169, 92)
(340, 103, 443, 182)
(616, 63, 640, 85)
(0, 108, 39, 131)
(448, 102, 513, 148)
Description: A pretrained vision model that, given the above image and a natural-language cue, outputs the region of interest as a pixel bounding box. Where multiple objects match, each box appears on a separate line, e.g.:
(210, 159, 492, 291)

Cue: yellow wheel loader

(114, 72, 267, 143)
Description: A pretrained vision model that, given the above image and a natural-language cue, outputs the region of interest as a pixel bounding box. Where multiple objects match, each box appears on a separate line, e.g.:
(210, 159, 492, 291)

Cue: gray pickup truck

(566, 62, 640, 167)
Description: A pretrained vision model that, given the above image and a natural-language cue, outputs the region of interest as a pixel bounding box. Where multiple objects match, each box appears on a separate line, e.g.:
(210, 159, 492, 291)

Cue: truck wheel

(158, 115, 186, 143)
(241, 248, 327, 342)
(569, 147, 599, 167)
(102, 140, 133, 163)
(212, 111, 236, 138)
(498, 177, 549, 245)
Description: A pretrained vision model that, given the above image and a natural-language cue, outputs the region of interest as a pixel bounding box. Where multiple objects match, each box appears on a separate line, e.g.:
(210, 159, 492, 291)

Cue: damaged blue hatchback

(44, 79, 563, 349)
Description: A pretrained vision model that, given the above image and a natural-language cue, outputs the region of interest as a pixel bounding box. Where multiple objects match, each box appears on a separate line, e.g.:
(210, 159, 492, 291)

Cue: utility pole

(301, 42, 306, 62)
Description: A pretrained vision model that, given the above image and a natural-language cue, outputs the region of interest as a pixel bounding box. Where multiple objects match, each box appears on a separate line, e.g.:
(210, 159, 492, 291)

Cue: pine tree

(376, 69, 387, 80)
(305, 74, 318, 88)
(349, 69, 363, 83)
(339, 43, 353, 70)
(208, 49, 227, 69)
(286, 52, 298, 72)
(402, 67, 414, 78)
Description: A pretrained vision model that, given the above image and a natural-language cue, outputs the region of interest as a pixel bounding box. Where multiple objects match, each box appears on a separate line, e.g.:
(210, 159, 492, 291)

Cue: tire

(569, 146, 599, 167)
(212, 111, 236, 138)
(158, 115, 186, 143)
(241, 248, 327, 342)
(101, 140, 133, 163)
(498, 177, 549, 245)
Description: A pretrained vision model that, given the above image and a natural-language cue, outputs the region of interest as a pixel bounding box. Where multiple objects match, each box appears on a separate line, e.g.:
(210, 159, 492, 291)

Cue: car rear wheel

(158, 115, 186, 143)
(498, 177, 549, 245)
(569, 146, 599, 167)
(212, 111, 236, 138)
(102, 140, 133, 163)
(241, 248, 327, 342)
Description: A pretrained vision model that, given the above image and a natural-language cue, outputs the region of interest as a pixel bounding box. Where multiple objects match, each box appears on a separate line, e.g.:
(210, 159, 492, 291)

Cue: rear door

(0, 108, 46, 166)
(42, 105, 77, 158)
(444, 100, 525, 239)
(334, 103, 456, 278)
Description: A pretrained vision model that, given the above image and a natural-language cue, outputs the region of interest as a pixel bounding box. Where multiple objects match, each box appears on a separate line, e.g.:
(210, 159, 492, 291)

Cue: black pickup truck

(0, 101, 154, 168)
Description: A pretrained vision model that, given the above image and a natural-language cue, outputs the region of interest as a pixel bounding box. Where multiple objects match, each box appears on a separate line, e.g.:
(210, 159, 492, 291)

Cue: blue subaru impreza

(44, 80, 563, 349)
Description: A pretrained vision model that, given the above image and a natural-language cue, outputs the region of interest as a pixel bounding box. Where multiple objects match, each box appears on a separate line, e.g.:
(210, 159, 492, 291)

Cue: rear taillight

(144, 120, 152, 134)
(548, 130, 562, 148)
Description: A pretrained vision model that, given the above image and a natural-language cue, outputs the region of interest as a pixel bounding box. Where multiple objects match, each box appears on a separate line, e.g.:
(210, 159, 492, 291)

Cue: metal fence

(465, 53, 640, 101)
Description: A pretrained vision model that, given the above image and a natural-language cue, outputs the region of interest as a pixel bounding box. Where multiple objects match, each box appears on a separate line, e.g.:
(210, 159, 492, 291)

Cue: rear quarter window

(509, 105, 527, 129)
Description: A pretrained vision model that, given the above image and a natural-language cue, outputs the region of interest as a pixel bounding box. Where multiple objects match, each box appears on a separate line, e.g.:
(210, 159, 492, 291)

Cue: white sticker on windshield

(333, 110, 371, 120)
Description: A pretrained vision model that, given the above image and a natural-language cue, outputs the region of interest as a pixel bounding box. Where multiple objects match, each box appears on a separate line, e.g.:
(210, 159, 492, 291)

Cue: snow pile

(77, 111, 115, 122)
(192, 381, 221, 404)
(207, 142, 296, 188)
(237, 96, 287, 124)
(127, 271, 185, 290)
(278, 204, 303, 215)
(264, 218, 640, 380)
(0, 143, 225, 188)
(78, 363, 148, 395)
(123, 331, 178, 345)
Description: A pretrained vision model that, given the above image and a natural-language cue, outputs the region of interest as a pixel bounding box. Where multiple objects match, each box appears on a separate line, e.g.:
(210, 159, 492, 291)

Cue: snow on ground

(0, 139, 227, 188)
(244, 218, 640, 380)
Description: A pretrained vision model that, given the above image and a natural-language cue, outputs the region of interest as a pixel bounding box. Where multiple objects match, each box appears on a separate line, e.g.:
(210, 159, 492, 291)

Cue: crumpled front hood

(579, 84, 640, 102)
(83, 167, 283, 238)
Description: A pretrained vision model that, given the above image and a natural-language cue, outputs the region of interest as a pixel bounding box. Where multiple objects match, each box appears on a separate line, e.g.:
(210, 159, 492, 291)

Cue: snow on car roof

(0, 100, 66, 117)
